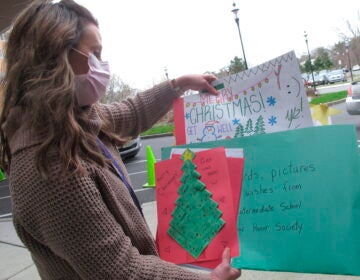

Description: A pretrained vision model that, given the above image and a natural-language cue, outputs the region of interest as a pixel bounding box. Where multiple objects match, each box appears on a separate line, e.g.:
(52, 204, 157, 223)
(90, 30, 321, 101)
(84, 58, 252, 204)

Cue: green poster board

(162, 125, 360, 275)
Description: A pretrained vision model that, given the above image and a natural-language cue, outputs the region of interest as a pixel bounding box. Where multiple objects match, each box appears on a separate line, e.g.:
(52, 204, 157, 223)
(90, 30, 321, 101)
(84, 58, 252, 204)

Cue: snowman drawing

(198, 120, 221, 142)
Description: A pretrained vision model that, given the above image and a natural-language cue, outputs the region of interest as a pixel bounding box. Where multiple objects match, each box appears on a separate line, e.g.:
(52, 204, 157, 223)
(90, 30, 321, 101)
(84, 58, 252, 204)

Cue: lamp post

(231, 2, 248, 70)
(304, 31, 316, 92)
(345, 40, 353, 82)
(164, 66, 169, 80)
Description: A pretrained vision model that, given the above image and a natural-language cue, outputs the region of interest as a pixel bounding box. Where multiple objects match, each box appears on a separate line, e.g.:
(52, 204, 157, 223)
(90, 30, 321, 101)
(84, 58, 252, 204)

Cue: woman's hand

(210, 248, 241, 280)
(172, 74, 219, 95)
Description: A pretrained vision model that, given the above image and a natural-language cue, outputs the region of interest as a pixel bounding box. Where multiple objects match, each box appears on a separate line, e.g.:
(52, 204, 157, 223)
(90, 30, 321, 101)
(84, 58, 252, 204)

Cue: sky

(76, 0, 359, 90)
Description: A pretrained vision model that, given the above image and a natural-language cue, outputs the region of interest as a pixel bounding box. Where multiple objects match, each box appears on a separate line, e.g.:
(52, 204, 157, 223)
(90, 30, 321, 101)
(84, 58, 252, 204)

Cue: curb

(140, 132, 174, 139)
(325, 98, 346, 106)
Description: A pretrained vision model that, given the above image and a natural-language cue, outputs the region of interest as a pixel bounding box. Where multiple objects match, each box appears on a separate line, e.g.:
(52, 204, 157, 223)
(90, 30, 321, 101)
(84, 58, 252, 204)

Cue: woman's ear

(68, 49, 89, 75)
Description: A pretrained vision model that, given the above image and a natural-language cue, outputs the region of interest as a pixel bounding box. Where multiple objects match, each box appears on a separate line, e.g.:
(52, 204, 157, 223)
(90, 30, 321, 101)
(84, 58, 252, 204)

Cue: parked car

(328, 69, 346, 84)
(118, 136, 142, 160)
(318, 70, 330, 82)
(307, 73, 328, 86)
(352, 65, 360, 72)
(314, 73, 329, 85)
(301, 73, 312, 87)
(345, 82, 360, 115)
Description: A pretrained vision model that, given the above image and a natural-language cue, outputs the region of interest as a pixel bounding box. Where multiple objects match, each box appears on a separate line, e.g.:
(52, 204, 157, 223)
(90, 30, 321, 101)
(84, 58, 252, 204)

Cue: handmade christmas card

(173, 50, 313, 145)
(155, 147, 239, 267)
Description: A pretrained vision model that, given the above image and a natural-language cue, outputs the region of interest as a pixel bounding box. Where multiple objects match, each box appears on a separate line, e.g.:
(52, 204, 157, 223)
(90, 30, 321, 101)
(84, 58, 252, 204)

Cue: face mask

(74, 50, 110, 107)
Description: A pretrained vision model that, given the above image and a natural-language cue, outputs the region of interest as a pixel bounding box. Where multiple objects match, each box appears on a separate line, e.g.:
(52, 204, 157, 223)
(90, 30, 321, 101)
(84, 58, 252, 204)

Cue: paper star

(310, 104, 342, 125)
(181, 148, 196, 161)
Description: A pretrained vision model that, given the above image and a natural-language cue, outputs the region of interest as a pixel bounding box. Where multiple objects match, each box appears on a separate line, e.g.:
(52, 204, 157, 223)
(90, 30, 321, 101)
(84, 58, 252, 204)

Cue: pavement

(1, 201, 360, 280)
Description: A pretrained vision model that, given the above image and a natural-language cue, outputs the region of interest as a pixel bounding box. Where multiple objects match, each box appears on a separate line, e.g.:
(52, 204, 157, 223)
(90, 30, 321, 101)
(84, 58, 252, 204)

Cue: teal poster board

(162, 125, 360, 275)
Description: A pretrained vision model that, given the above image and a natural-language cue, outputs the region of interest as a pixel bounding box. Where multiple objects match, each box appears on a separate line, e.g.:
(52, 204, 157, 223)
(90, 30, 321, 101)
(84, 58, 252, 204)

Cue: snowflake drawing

(267, 96, 276, 106)
(268, 116, 277, 126)
(185, 112, 191, 120)
(232, 118, 240, 125)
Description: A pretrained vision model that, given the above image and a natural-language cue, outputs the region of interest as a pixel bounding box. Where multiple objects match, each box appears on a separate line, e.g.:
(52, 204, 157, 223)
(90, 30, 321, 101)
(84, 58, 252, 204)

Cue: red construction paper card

(167, 149, 244, 269)
(155, 147, 239, 267)
(173, 97, 186, 145)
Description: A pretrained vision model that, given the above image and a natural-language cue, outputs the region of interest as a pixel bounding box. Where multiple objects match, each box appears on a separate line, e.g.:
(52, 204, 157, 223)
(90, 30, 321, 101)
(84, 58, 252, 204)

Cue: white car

(346, 82, 360, 115)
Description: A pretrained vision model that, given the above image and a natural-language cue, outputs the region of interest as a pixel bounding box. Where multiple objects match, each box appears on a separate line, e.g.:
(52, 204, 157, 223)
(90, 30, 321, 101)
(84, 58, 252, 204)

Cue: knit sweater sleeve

(98, 81, 177, 138)
(18, 168, 210, 280)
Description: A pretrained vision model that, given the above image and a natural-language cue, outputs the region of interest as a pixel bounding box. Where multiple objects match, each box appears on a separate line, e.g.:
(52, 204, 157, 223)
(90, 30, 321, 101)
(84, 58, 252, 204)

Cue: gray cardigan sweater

(7, 81, 210, 279)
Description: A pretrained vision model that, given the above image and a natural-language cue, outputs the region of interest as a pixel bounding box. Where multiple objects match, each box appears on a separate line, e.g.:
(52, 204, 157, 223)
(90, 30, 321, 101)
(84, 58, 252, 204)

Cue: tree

(228, 56, 246, 74)
(210, 56, 246, 79)
(334, 10, 360, 67)
(302, 59, 313, 73)
(167, 149, 225, 258)
(313, 47, 333, 70)
(336, 10, 360, 40)
(216, 11, 359, 76)
(100, 74, 136, 104)
(244, 118, 253, 135)
(254, 116, 266, 135)
(234, 123, 245, 138)
(350, 37, 360, 68)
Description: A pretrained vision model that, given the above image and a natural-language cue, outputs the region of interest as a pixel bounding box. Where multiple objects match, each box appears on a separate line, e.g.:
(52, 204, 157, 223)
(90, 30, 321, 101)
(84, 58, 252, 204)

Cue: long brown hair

(0, 0, 123, 178)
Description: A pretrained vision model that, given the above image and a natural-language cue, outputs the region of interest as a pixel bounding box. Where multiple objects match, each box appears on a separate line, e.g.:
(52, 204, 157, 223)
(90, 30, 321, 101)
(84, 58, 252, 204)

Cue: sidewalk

(1, 202, 359, 280)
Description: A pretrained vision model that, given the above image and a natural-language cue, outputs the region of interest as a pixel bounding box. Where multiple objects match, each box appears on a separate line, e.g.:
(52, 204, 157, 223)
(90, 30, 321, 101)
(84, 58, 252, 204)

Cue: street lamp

(304, 31, 316, 92)
(345, 40, 353, 82)
(231, 2, 248, 70)
(164, 66, 169, 80)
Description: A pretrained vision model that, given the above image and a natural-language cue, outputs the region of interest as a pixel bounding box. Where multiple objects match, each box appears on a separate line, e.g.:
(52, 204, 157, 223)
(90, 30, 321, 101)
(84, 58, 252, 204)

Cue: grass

(141, 123, 174, 136)
(309, 90, 347, 105)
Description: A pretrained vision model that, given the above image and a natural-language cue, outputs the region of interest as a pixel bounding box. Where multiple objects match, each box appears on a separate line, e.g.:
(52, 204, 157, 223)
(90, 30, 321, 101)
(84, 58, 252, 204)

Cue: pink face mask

(74, 50, 110, 107)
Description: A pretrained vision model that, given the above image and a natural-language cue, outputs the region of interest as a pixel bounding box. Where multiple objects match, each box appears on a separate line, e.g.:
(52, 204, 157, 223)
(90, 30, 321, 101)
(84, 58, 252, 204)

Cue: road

(330, 101, 360, 139)
(124, 136, 174, 204)
(1, 92, 360, 217)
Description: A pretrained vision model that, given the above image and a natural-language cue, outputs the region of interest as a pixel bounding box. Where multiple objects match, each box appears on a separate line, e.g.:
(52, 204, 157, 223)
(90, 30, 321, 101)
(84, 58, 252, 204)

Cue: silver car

(328, 69, 346, 84)
(346, 82, 360, 115)
(118, 136, 142, 160)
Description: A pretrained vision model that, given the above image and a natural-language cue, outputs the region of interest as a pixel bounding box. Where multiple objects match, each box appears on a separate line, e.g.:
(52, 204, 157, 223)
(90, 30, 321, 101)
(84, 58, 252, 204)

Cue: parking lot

(0, 136, 175, 218)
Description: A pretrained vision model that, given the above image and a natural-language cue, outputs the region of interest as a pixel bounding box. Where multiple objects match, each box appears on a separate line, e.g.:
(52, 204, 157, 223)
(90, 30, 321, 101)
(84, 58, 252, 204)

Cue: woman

(0, 0, 241, 279)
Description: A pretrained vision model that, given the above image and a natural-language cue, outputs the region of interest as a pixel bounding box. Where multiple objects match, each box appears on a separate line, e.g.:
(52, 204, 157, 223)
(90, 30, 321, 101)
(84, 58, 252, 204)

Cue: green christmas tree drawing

(234, 122, 245, 138)
(254, 115, 266, 135)
(244, 119, 253, 135)
(167, 148, 225, 258)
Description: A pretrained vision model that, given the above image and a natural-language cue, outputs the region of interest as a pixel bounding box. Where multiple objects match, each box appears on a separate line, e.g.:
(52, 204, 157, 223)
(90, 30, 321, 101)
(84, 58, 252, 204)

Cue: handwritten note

(155, 147, 239, 267)
(162, 125, 360, 276)
(173, 51, 313, 145)
(232, 125, 360, 275)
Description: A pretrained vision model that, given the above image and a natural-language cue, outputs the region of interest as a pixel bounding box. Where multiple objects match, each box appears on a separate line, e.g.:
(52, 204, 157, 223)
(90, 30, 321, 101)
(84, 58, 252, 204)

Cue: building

(0, 0, 29, 77)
